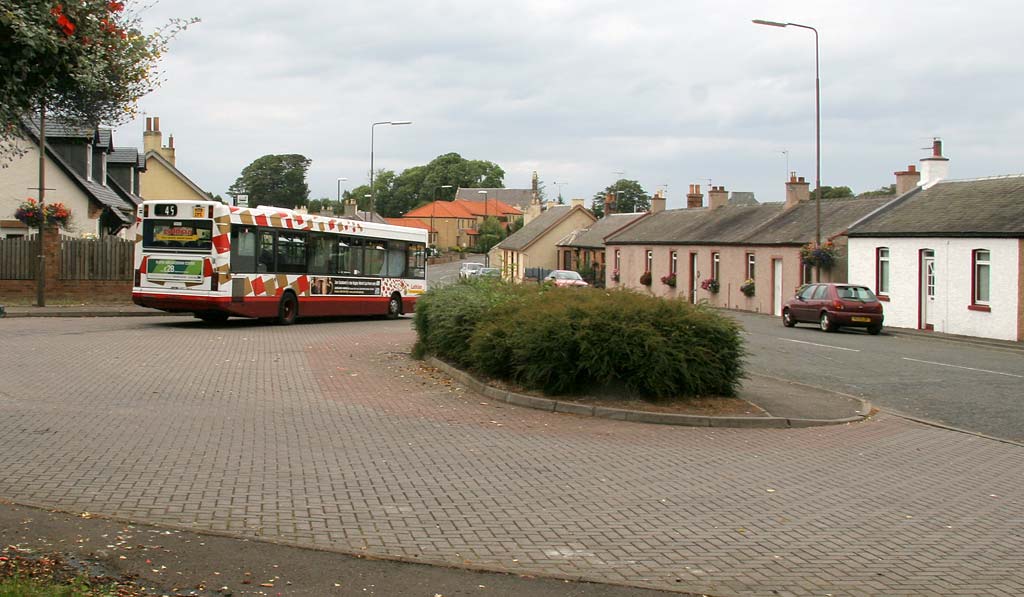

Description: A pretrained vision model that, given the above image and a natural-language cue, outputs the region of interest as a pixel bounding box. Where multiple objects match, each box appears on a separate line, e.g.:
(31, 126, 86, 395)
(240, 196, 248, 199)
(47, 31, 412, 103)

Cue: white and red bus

(132, 200, 427, 323)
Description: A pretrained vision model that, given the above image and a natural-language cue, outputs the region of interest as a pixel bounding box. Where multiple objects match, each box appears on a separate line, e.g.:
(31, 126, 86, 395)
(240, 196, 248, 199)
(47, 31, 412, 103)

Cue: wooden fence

(0, 237, 37, 280)
(60, 236, 134, 281)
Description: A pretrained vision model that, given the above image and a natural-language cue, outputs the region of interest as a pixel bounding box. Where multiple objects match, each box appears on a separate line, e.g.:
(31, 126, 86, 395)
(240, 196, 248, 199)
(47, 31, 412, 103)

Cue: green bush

(415, 283, 745, 399)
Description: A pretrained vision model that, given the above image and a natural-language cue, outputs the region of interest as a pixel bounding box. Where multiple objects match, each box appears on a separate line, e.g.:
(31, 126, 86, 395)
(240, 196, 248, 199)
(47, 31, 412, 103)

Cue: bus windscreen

(143, 219, 214, 251)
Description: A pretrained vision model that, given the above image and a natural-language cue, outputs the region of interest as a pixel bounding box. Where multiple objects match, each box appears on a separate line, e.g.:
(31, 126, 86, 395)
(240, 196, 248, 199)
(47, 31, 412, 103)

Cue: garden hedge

(413, 280, 745, 399)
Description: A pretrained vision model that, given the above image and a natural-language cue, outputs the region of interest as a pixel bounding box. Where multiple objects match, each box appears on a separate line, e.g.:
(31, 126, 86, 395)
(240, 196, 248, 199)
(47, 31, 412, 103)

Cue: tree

(813, 185, 855, 199)
(476, 216, 504, 253)
(1, 0, 196, 160)
(368, 153, 507, 217)
(228, 154, 312, 209)
(861, 184, 896, 197)
(591, 179, 649, 218)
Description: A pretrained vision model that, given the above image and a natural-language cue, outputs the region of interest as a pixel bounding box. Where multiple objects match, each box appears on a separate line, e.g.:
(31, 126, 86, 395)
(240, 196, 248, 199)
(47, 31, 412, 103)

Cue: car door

(792, 284, 817, 321)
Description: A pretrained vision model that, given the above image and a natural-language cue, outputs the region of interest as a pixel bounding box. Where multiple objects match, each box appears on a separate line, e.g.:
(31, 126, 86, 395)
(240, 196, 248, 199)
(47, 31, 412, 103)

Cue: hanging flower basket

(639, 271, 652, 286)
(800, 241, 838, 269)
(740, 278, 755, 297)
(611, 269, 620, 283)
(701, 278, 720, 294)
(14, 198, 71, 228)
(660, 273, 677, 287)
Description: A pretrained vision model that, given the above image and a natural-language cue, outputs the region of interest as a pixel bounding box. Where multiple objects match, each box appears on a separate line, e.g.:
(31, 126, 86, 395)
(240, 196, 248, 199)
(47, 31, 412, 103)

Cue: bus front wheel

(277, 292, 298, 325)
(386, 293, 402, 319)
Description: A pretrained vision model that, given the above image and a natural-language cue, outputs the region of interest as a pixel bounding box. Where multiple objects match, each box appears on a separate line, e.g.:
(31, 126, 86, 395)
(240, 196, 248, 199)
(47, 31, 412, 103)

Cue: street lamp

(336, 177, 347, 213)
(370, 120, 412, 215)
(432, 184, 452, 249)
(478, 189, 489, 265)
(754, 18, 821, 279)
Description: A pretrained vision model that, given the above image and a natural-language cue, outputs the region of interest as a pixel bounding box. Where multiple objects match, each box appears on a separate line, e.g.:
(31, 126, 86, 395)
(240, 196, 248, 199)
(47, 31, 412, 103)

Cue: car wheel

(819, 311, 836, 332)
(782, 309, 796, 327)
(868, 324, 882, 335)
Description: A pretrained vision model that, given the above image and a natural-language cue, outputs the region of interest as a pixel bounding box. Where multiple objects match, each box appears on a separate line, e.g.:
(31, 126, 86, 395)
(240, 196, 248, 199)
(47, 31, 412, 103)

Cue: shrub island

(413, 279, 745, 401)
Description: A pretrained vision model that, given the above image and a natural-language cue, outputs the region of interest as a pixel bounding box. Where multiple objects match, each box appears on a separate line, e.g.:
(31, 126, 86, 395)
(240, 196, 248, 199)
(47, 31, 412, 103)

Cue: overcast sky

(116, 0, 1024, 210)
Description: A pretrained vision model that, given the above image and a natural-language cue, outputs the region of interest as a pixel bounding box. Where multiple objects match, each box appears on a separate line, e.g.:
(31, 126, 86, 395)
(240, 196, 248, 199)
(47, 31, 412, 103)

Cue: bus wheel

(386, 293, 402, 319)
(277, 292, 298, 325)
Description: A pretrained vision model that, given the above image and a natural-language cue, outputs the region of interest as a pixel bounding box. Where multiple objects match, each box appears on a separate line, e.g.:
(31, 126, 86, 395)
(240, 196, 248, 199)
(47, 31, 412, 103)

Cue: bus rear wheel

(277, 292, 298, 325)
(386, 293, 402, 319)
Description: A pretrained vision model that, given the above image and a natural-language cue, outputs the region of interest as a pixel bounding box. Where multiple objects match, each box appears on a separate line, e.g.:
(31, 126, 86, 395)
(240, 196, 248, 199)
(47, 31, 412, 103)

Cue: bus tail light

(143, 204, 149, 217)
(208, 205, 214, 218)
(203, 259, 218, 291)
(135, 256, 147, 286)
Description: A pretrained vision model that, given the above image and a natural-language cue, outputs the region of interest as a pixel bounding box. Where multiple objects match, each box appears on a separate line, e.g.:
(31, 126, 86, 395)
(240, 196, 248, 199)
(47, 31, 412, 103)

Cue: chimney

(686, 184, 703, 209)
(571, 198, 584, 208)
(919, 138, 950, 188)
(650, 189, 666, 214)
(142, 115, 162, 153)
(164, 134, 176, 166)
(708, 185, 728, 209)
(343, 198, 357, 217)
(894, 164, 920, 195)
(604, 192, 614, 215)
(785, 172, 810, 210)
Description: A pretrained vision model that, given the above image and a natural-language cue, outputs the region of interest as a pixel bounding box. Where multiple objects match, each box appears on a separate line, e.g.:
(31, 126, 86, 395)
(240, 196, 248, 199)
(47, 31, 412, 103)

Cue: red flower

(56, 13, 75, 36)
(108, 1, 125, 11)
(50, 4, 63, 17)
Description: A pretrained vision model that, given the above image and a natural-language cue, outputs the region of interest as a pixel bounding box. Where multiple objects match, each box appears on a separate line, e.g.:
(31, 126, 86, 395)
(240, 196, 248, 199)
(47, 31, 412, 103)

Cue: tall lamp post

(477, 189, 489, 266)
(433, 184, 452, 249)
(369, 120, 412, 215)
(753, 18, 821, 280)
(336, 177, 347, 214)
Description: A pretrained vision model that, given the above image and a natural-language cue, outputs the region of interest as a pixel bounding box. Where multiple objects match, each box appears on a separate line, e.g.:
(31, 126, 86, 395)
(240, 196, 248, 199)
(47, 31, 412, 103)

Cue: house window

(646, 250, 653, 272)
(876, 247, 890, 295)
(802, 263, 814, 285)
(711, 252, 720, 281)
(746, 253, 756, 280)
(614, 249, 621, 272)
(85, 143, 93, 182)
(670, 251, 677, 275)
(973, 249, 991, 305)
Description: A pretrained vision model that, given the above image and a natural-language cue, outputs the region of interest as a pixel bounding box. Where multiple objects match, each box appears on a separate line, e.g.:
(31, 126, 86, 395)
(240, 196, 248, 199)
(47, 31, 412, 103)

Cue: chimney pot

(933, 139, 942, 157)
(153, 117, 160, 132)
(145, 117, 152, 132)
(908, 165, 916, 172)
(798, 176, 805, 183)
(168, 135, 174, 149)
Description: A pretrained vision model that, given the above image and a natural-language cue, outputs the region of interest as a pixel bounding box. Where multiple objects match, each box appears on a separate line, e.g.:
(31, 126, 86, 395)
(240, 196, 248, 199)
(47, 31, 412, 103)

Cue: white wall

(849, 237, 1020, 341)
(0, 140, 99, 237)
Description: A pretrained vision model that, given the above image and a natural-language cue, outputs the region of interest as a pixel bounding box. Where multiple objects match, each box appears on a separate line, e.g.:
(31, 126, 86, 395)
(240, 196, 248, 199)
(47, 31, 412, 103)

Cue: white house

(847, 142, 1024, 342)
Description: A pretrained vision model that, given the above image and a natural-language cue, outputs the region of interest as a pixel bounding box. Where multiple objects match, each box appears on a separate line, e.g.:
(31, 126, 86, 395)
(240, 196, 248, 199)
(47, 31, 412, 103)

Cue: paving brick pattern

(1, 316, 1022, 596)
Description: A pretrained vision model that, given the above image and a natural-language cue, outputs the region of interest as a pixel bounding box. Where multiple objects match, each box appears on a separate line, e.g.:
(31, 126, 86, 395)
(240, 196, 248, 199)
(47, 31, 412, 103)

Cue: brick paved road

(1, 317, 1021, 596)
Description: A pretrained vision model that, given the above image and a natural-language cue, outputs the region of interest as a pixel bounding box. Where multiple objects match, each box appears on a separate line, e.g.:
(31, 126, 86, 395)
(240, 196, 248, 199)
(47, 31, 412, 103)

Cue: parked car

(543, 270, 589, 287)
(478, 267, 501, 278)
(459, 262, 484, 279)
(782, 283, 884, 334)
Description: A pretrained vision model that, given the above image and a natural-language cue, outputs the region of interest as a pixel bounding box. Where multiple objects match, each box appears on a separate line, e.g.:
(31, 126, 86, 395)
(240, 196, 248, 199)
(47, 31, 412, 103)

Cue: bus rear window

(143, 219, 213, 252)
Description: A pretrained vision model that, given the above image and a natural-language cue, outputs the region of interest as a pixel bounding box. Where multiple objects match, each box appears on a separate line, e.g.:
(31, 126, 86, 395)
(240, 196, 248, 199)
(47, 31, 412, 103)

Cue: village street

(0, 314, 1021, 596)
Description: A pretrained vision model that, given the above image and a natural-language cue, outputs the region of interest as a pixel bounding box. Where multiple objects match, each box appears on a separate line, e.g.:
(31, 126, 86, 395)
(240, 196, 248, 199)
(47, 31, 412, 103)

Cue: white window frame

(746, 253, 756, 280)
(670, 251, 677, 275)
(646, 250, 653, 272)
(877, 247, 890, 295)
(973, 249, 991, 305)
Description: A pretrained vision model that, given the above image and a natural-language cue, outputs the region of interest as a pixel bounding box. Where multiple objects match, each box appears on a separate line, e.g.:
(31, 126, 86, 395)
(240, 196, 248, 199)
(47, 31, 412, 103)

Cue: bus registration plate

(147, 258, 203, 282)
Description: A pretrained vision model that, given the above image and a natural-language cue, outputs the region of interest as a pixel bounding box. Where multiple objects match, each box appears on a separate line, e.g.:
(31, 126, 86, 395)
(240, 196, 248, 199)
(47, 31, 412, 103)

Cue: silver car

(459, 262, 484, 279)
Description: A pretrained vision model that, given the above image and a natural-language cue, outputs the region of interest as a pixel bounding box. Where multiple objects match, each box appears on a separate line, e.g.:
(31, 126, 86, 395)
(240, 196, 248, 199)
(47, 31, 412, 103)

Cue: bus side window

(230, 225, 258, 273)
(335, 237, 351, 275)
(365, 240, 387, 277)
(349, 238, 365, 275)
(407, 243, 426, 279)
(308, 233, 332, 275)
(276, 231, 308, 274)
(258, 230, 275, 273)
(387, 242, 406, 278)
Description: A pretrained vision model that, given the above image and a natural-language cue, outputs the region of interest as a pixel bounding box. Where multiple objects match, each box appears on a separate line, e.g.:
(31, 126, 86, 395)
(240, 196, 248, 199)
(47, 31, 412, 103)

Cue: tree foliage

(476, 216, 504, 254)
(591, 179, 649, 218)
(371, 153, 506, 217)
(812, 185, 855, 199)
(0, 0, 196, 159)
(228, 154, 312, 209)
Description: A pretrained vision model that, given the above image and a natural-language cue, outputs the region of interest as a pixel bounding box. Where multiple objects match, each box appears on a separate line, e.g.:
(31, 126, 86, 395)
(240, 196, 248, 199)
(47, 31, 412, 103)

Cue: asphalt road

(727, 310, 1024, 443)
(427, 254, 485, 287)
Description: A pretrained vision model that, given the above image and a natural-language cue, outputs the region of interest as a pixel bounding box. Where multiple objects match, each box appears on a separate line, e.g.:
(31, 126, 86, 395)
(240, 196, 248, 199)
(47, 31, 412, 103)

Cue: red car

(543, 270, 589, 287)
(782, 283, 884, 334)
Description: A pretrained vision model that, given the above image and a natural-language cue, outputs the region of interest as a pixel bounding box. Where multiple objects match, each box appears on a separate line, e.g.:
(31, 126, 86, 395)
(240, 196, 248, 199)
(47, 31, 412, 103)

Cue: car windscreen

(554, 271, 581, 280)
(837, 286, 877, 302)
(143, 219, 214, 252)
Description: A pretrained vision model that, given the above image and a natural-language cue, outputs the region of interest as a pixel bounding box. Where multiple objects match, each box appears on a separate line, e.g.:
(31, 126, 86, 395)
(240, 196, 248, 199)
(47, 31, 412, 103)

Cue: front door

(689, 253, 699, 304)
(772, 259, 783, 316)
(921, 249, 936, 329)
